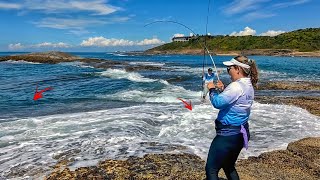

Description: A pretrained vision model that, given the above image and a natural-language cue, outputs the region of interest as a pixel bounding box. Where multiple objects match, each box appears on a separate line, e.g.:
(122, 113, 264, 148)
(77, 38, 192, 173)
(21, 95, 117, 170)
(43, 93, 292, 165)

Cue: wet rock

(287, 137, 320, 176)
(45, 137, 320, 180)
(0, 51, 164, 72)
(139, 142, 188, 151)
(0, 51, 81, 63)
(255, 96, 320, 116)
(125, 65, 162, 71)
(46, 153, 205, 180)
(256, 81, 320, 116)
(258, 81, 320, 90)
(52, 149, 81, 160)
(236, 137, 320, 180)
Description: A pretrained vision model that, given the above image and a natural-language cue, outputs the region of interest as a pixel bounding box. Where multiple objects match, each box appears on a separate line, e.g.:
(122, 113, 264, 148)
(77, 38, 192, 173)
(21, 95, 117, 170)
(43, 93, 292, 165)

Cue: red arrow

(177, 98, 192, 111)
(33, 85, 53, 101)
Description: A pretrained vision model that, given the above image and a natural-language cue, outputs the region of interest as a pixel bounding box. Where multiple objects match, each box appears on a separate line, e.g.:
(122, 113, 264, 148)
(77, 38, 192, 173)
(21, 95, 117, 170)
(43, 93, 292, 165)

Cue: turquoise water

(0, 52, 319, 179)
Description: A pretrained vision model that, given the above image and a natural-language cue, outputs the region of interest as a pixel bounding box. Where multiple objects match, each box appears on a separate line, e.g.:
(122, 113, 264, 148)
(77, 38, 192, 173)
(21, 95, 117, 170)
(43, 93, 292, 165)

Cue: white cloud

(0, 2, 21, 9)
(230, 27, 256, 36)
(224, 0, 310, 22)
(223, 0, 270, 15)
(34, 17, 108, 30)
(260, 30, 285, 36)
(33, 16, 130, 30)
(1, 1, 127, 32)
(8, 43, 24, 50)
(18, 0, 120, 15)
(81, 37, 164, 47)
(68, 1, 118, 15)
(8, 42, 71, 50)
(32, 42, 70, 48)
(68, 29, 90, 36)
(173, 33, 185, 37)
(272, 0, 310, 9)
(136, 38, 164, 45)
(81, 37, 135, 47)
(241, 11, 275, 21)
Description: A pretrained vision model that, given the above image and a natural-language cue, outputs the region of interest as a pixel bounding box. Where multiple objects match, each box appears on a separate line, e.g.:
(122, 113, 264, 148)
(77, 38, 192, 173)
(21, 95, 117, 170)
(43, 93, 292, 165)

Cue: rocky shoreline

(0, 51, 162, 71)
(45, 137, 320, 180)
(256, 81, 320, 116)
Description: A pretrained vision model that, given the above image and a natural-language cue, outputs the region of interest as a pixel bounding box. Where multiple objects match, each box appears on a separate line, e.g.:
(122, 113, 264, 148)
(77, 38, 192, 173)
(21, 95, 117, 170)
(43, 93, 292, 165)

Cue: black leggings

(205, 134, 244, 180)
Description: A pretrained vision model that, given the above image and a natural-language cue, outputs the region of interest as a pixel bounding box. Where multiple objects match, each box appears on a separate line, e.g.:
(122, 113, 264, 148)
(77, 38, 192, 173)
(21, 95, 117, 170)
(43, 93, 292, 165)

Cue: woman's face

(227, 65, 238, 81)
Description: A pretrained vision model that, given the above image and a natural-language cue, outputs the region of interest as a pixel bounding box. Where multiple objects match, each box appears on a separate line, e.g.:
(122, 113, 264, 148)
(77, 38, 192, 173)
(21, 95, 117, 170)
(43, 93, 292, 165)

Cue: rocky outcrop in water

(255, 96, 320, 116)
(45, 137, 320, 180)
(0, 51, 163, 71)
(258, 81, 320, 91)
(0, 51, 81, 63)
(256, 81, 320, 116)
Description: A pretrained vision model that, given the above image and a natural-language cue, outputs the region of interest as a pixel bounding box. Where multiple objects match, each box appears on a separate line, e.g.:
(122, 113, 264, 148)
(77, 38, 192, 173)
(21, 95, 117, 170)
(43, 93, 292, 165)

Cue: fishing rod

(202, 0, 212, 98)
(144, 20, 220, 81)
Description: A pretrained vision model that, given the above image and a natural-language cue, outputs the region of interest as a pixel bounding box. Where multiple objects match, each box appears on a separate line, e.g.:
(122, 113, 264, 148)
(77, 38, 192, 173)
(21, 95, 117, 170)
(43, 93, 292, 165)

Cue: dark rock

(0, 51, 164, 72)
(236, 137, 320, 180)
(255, 96, 320, 116)
(258, 81, 320, 90)
(256, 81, 320, 116)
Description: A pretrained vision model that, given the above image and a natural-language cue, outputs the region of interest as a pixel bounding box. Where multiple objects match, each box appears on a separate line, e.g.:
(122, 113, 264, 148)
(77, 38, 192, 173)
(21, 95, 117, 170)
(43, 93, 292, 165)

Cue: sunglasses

(227, 65, 236, 72)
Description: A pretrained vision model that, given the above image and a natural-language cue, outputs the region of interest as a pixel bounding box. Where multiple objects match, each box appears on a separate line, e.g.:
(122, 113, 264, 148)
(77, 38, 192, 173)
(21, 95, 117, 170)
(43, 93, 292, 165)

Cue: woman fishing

(205, 55, 259, 180)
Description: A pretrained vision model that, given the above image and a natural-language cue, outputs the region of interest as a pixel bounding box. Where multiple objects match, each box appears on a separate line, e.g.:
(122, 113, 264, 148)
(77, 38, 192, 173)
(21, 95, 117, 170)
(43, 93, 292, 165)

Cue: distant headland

(144, 28, 320, 57)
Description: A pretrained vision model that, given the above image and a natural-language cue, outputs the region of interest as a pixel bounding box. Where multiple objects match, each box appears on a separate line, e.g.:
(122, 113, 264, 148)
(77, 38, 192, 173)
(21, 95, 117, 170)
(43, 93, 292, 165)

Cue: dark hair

(208, 68, 212, 71)
(234, 56, 259, 89)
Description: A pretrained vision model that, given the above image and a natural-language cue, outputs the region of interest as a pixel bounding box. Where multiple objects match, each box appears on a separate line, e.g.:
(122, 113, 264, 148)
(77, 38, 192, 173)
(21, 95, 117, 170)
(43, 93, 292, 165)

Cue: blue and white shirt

(209, 78, 254, 126)
(203, 73, 215, 83)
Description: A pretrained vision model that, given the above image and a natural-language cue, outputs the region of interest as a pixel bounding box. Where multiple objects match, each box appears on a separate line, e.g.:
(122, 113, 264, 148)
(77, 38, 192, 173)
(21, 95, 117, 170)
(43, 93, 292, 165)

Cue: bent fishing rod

(144, 20, 220, 81)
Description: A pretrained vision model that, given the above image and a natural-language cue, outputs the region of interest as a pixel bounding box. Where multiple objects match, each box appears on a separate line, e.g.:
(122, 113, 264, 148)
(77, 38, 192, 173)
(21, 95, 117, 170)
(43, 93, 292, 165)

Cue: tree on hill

(147, 28, 320, 52)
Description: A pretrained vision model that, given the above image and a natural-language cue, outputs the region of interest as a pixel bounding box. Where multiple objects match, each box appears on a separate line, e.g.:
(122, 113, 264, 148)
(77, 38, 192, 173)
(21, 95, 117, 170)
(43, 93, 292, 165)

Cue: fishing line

(144, 20, 220, 81)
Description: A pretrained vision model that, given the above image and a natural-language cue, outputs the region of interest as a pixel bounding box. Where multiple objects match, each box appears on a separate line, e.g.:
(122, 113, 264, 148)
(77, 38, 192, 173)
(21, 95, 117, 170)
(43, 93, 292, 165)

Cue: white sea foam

(129, 61, 165, 67)
(99, 78, 200, 103)
(1, 60, 42, 64)
(259, 70, 320, 82)
(99, 68, 157, 82)
(1, 101, 319, 179)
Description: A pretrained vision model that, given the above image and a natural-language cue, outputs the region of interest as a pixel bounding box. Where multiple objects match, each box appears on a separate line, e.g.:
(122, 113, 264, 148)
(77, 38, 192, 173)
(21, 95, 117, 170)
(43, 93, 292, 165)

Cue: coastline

(2, 52, 319, 179)
(143, 49, 320, 57)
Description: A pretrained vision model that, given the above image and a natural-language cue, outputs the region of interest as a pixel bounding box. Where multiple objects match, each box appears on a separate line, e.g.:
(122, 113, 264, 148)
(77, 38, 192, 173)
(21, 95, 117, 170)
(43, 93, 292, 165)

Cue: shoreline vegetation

(144, 28, 320, 57)
(1, 51, 319, 179)
(143, 48, 320, 57)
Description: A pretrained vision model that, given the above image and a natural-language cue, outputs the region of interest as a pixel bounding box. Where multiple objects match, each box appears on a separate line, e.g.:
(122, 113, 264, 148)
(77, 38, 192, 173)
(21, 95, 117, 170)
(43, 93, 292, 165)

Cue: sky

(0, 0, 319, 52)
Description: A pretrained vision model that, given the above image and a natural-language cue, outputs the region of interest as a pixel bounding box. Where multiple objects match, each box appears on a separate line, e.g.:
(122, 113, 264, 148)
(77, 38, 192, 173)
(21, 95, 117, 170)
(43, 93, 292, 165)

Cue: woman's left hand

(207, 82, 215, 89)
(216, 80, 225, 91)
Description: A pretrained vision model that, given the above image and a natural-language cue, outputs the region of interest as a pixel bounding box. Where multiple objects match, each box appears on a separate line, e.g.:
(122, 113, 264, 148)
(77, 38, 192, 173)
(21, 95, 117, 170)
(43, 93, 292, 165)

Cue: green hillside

(147, 28, 320, 52)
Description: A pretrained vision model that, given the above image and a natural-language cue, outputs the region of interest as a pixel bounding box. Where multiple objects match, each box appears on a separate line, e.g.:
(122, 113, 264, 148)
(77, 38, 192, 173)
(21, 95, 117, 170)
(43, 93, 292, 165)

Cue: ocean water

(0, 52, 320, 179)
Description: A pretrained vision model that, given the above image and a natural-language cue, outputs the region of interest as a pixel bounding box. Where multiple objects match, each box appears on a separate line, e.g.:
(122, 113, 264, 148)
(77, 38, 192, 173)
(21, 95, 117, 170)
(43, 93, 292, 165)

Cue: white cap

(223, 58, 250, 69)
